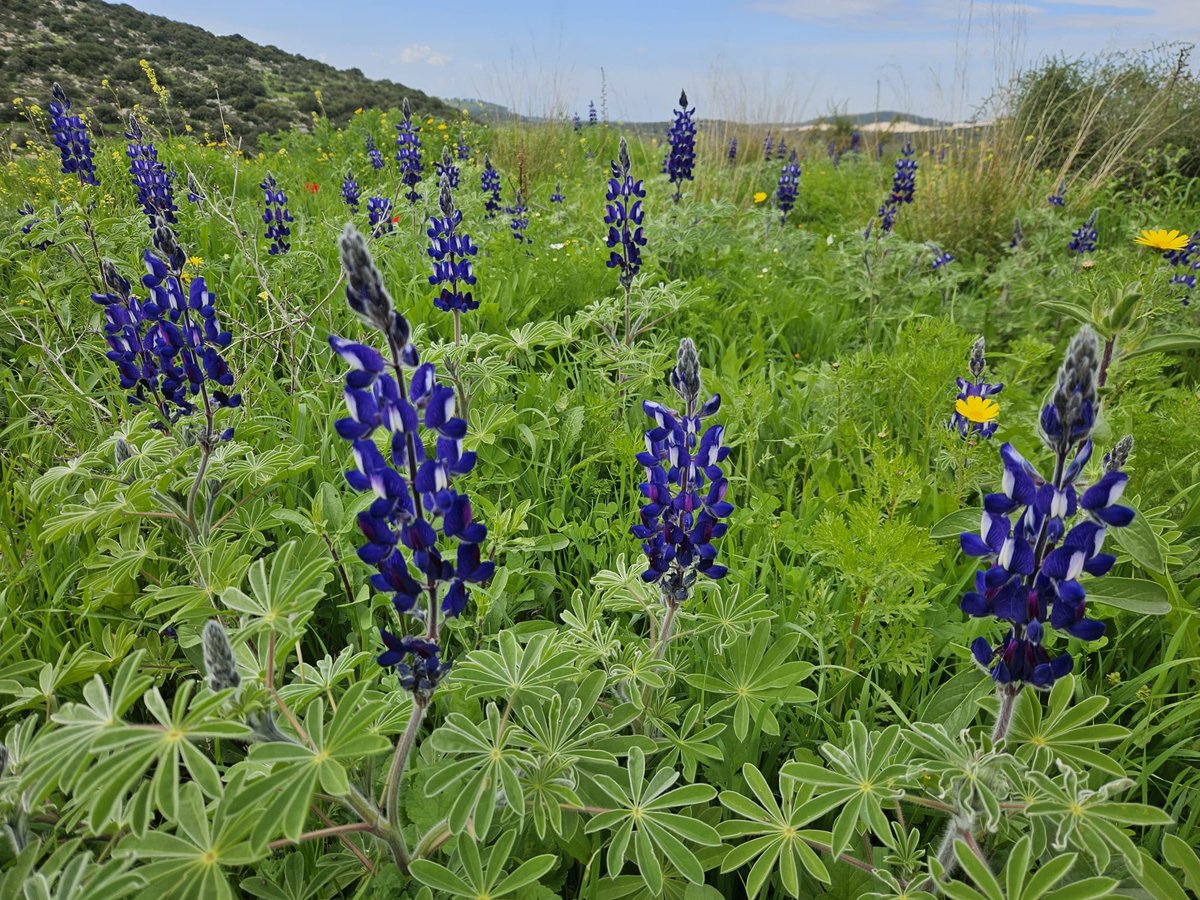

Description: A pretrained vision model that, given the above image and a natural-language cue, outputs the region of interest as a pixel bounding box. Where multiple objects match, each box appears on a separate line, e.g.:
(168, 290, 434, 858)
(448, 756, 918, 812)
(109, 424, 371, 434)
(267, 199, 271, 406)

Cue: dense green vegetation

(1, 0, 452, 138)
(1, 58, 1199, 898)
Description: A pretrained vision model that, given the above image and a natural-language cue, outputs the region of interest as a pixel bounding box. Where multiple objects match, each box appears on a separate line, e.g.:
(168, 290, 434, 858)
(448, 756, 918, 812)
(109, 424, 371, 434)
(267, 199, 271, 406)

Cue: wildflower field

(3, 76, 1200, 900)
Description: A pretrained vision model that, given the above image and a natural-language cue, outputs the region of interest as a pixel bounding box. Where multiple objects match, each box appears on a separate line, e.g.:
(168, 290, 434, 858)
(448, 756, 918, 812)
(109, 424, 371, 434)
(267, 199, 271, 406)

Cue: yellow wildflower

(1133, 229, 1190, 252)
(955, 395, 999, 424)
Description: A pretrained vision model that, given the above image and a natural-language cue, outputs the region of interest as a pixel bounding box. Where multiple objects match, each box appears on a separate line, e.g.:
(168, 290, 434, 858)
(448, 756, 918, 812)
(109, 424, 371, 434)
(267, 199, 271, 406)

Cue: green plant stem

(385, 698, 428, 830)
(267, 822, 375, 850)
(992, 684, 1021, 744)
(413, 817, 453, 859)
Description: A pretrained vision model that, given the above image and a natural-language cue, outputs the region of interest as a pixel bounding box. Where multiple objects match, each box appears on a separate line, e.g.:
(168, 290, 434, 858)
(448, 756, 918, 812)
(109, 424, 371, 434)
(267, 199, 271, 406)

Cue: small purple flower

(550, 183, 565, 204)
(776, 150, 800, 224)
(507, 189, 530, 244)
(48, 83, 99, 186)
(367, 196, 394, 237)
(427, 176, 479, 313)
(664, 89, 696, 202)
(1069, 209, 1098, 256)
(872, 142, 917, 236)
(125, 116, 177, 225)
(776, 136, 788, 160)
(186, 174, 205, 205)
(456, 133, 470, 162)
(481, 154, 502, 218)
(728, 137, 738, 163)
(395, 98, 424, 205)
(929, 243, 954, 270)
(366, 134, 385, 171)
(763, 131, 774, 159)
(573, 112, 582, 132)
(1048, 182, 1066, 207)
(605, 137, 647, 289)
(950, 337, 1003, 440)
(435, 145, 460, 190)
(588, 101, 598, 126)
(1010, 218, 1025, 250)
(342, 170, 361, 211)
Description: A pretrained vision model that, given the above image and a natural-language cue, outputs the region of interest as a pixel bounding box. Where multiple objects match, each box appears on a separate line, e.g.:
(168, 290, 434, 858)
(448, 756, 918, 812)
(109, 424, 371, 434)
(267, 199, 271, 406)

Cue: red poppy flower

(304, 182, 319, 193)
(391, 215, 400, 223)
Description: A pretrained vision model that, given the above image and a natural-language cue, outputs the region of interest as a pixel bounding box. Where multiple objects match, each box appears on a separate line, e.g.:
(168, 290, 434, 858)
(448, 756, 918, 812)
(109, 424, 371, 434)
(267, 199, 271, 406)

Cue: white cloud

(397, 44, 452, 66)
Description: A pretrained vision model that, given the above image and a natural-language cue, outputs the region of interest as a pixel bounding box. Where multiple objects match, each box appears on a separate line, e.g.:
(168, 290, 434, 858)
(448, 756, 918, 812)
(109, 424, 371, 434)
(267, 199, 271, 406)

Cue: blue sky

(126, 0, 1197, 122)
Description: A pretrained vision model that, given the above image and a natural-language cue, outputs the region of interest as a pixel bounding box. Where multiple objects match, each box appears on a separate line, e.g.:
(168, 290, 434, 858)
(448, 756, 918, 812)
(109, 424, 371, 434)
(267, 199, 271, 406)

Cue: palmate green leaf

(717, 763, 839, 898)
(683, 620, 814, 740)
(452, 629, 581, 706)
(584, 746, 720, 896)
(1110, 500, 1165, 574)
(409, 828, 557, 898)
(653, 704, 726, 782)
(114, 778, 262, 900)
(1008, 676, 1128, 777)
(220, 538, 332, 640)
(0, 838, 145, 900)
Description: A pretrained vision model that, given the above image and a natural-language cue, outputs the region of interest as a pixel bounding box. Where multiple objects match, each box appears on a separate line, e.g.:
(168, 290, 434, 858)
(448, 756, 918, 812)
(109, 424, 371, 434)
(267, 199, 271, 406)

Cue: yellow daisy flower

(1134, 229, 1190, 252)
(955, 395, 999, 424)
(753, 191, 767, 203)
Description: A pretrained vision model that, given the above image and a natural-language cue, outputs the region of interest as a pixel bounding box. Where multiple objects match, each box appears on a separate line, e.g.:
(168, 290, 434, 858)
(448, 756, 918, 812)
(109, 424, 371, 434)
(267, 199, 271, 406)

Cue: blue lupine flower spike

(550, 183, 565, 204)
(395, 98, 423, 205)
(727, 137, 738, 164)
(508, 189, 530, 245)
(342, 170, 361, 211)
(367, 196, 395, 237)
(126, 115, 177, 226)
(950, 336, 1003, 440)
(481, 155, 502, 219)
(665, 89, 696, 202)
(776, 150, 801, 224)
(436, 145, 460, 190)
(959, 326, 1129, 692)
(872, 141, 918, 236)
(1069, 209, 1099, 257)
(331, 224, 492, 699)
(427, 174, 480, 338)
(366, 134, 385, 171)
(260, 173, 292, 255)
(605, 137, 648, 291)
(49, 83, 99, 186)
(634, 337, 732, 607)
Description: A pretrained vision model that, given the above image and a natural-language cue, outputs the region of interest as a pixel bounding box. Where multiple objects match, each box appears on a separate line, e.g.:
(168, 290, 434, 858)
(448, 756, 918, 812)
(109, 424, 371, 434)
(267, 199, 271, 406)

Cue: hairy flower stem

(623, 282, 633, 347)
(992, 684, 1021, 744)
(653, 599, 681, 661)
(184, 385, 215, 538)
(385, 698, 428, 830)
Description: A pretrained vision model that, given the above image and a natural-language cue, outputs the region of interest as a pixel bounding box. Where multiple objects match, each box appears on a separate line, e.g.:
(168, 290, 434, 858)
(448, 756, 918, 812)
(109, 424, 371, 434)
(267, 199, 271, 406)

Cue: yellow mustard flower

(1134, 229, 1190, 252)
(753, 191, 767, 204)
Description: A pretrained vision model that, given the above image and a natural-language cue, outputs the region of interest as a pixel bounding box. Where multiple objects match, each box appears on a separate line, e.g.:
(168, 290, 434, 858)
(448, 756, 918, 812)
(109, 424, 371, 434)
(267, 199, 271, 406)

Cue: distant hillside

(0, 0, 454, 141)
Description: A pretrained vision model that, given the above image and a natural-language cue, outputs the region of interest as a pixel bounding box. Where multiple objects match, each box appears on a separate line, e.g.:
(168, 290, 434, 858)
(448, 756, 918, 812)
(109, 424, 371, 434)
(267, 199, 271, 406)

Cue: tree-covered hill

(1, 0, 454, 141)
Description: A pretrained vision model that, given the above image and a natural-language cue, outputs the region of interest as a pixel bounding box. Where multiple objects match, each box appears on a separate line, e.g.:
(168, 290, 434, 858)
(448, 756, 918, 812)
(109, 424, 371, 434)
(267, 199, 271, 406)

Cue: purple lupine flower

(48, 83, 99, 186)
(728, 137, 738, 164)
(395, 98, 424, 205)
(17, 202, 51, 250)
(481, 154, 502, 218)
(776, 149, 801, 224)
(456, 133, 470, 162)
(259, 174, 292, 255)
(1048, 182, 1066, 207)
(427, 175, 479, 315)
(1010, 218, 1025, 249)
(366, 134, 385, 171)
(125, 116, 177, 225)
(851, 130, 861, 155)
(93, 222, 240, 429)
(186, 173, 205, 205)
(550, 182, 565, 204)
(605, 137, 647, 290)
(1069, 209, 1099, 256)
(342, 170, 361, 211)
(573, 112, 582, 132)
(763, 131, 774, 159)
(507, 189, 530, 244)
(960, 327, 1130, 690)
(776, 136, 788, 160)
(873, 141, 918, 236)
(1164, 229, 1199, 302)
(330, 224, 492, 699)
(827, 140, 841, 169)
(633, 337, 732, 603)
(588, 101, 598, 126)
(665, 89, 697, 202)
(929, 243, 954, 270)
(367, 196, 394, 237)
(435, 145, 460, 190)
(950, 337, 1003, 440)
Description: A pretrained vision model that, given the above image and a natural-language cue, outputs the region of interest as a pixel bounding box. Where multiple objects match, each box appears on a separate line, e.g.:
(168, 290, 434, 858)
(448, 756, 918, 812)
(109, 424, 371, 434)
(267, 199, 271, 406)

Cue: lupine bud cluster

(605, 138, 647, 290)
(875, 142, 918, 235)
(436, 145, 460, 190)
(1010, 218, 1025, 249)
(1048, 182, 1066, 207)
(92, 222, 240, 429)
(48, 83, 99, 186)
(960, 327, 1131, 689)
(260, 174, 292, 255)
(428, 176, 479, 312)
(775, 150, 801, 223)
(481, 155, 502, 218)
(342, 170, 361, 210)
(366, 134, 385, 171)
(329, 225, 493, 699)
(367, 196, 394, 237)
(1069, 209, 1099, 256)
(950, 337, 1003, 439)
(633, 338, 732, 604)
(508, 189, 530, 244)
(395, 98, 423, 205)
(728, 137, 738, 163)
(202, 620, 241, 693)
(125, 116, 177, 225)
(776, 137, 788, 160)
(664, 90, 696, 202)
(550, 183, 565, 204)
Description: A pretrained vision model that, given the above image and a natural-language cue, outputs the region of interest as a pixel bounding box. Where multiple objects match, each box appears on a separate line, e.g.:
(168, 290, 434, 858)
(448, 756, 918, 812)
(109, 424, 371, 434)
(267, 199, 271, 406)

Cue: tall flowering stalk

(328, 224, 492, 827)
(508, 189, 530, 244)
(395, 99, 423, 205)
(633, 338, 731, 656)
(776, 136, 787, 160)
(959, 327, 1131, 725)
(48, 83, 99, 186)
(367, 196, 394, 237)
(366, 134, 385, 171)
(727, 137, 737, 163)
(125, 116, 177, 225)
(427, 175, 479, 342)
(588, 100, 598, 126)
(260, 174, 292, 255)
(605, 137, 647, 345)
(775, 150, 800, 224)
(435, 145, 460, 190)
(342, 170, 361, 211)
(573, 112, 582, 131)
(1048, 181, 1066, 206)
(874, 141, 917, 235)
(480, 155, 502, 218)
(550, 183, 565, 204)
(456, 133, 470, 162)
(664, 90, 696, 202)
(186, 174, 205, 205)
(763, 131, 774, 159)
(950, 337, 1003, 439)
